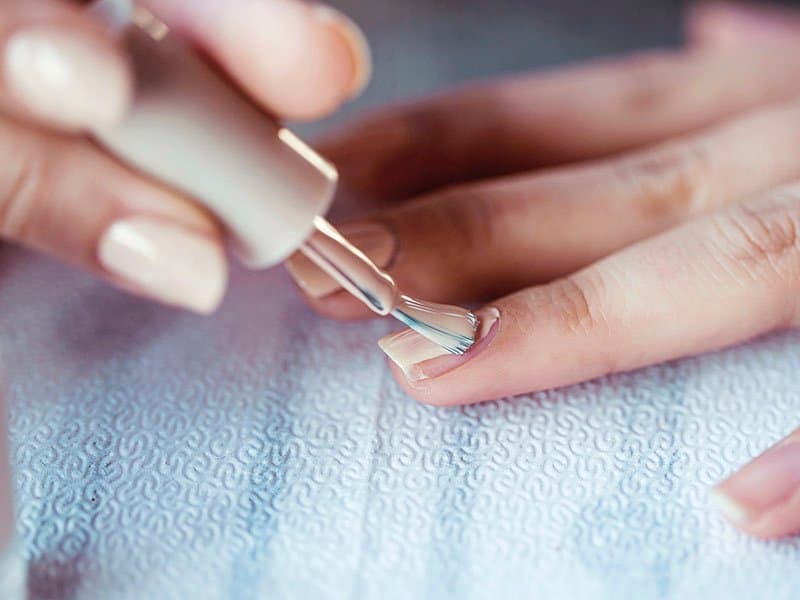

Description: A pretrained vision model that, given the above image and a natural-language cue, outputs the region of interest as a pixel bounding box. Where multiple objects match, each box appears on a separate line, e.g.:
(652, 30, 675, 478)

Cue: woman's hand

(287, 2, 800, 538)
(0, 0, 369, 313)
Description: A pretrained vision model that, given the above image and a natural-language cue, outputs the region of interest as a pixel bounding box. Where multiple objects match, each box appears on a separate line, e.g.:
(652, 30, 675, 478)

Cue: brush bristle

(391, 296, 478, 355)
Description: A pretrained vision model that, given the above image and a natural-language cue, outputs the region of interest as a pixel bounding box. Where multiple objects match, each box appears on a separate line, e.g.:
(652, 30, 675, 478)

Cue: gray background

(337, 0, 681, 104)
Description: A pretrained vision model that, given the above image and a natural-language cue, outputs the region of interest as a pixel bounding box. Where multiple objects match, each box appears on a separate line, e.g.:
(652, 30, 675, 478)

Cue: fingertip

(150, 0, 370, 121)
(384, 359, 449, 406)
(377, 306, 504, 406)
(309, 4, 372, 101)
(711, 437, 800, 539)
(273, 3, 371, 120)
(4, 26, 133, 131)
(306, 291, 373, 320)
(285, 274, 375, 320)
(97, 217, 228, 315)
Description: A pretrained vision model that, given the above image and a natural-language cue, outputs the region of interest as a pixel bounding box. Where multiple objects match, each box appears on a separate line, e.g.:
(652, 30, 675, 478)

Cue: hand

(287, 2, 800, 538)
(0, 0, 369, 313)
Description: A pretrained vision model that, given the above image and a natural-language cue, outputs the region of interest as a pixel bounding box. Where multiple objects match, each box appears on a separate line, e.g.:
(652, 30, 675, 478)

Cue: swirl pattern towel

(2, 251, 800, 600)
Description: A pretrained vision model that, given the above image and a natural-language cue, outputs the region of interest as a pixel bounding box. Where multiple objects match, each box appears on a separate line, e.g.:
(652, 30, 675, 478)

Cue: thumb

(0, 114, 227, 314)
(0, 0, 131, 130)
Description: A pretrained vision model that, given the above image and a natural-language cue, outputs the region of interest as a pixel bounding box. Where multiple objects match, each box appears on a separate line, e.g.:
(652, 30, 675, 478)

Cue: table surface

(5, 1, 800, 599)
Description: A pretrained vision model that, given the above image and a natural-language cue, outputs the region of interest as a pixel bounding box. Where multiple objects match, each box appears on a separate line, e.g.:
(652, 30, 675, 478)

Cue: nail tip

(710, 488, 750, 524)
(285, 257, 340, 299)
(99, 217, 227, 316)
(311, 4, 372, 99)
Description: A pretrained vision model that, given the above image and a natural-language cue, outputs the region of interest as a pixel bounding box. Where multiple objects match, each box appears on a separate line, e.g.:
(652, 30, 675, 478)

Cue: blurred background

(308, 0, 691, 134)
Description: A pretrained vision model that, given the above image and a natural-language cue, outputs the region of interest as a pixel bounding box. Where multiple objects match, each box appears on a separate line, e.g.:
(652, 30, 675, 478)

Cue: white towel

(3, 249, 799, 600)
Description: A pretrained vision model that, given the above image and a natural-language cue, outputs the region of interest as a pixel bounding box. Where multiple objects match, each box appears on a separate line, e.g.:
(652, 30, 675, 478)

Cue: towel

(3, 249, 800, 600)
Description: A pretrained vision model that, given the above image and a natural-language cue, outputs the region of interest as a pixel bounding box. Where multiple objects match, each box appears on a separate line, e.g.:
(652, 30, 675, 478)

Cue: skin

(293, 2, 800, 539)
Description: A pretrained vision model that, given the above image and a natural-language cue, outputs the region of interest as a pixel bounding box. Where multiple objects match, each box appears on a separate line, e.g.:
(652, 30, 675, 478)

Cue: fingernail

(311, 5, 371, 99)
(98, 217, 227, 314)
(379, 307, 500, 383)
(286, 221, 396, 298)
(711, 440, 800, 524)
(5, 28, 130, 129)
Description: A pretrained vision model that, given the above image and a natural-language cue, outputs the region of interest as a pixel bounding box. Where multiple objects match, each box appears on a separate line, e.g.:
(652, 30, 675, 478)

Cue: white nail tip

(710, 488, 750, 524)
(378, 329, 449, 380)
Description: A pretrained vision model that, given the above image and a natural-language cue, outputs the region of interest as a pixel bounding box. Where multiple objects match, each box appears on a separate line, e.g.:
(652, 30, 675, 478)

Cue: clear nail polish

(379, 307, 500, 382)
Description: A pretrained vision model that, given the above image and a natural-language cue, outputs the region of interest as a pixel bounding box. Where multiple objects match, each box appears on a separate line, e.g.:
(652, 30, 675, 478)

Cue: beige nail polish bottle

(91, 1, 337, 268)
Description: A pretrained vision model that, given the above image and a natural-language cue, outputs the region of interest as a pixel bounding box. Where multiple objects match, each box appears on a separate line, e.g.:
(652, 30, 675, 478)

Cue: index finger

(376, 184, 800, 405)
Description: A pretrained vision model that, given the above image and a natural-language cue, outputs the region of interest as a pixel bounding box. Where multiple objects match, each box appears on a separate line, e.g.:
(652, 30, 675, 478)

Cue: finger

(0, 0, 131, 129)
(688, 2, 800, 50)
(289, 98, 800, 316)
(143, 0, 371, 121)
(0, 112, 226, 313)
(317, 45, 800, 201)
(712, 428, 800, 539)
(375, 182, 800, 406)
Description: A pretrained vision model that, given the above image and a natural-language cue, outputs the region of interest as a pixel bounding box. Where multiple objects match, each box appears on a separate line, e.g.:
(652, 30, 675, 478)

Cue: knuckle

(616, 50, 684, 116)
(546, 274, 609, 337)
(613, 137, 714, 223)
(711, 195, 800, 317)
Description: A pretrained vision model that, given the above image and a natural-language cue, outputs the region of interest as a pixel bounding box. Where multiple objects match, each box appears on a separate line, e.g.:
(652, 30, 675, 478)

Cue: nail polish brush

(89, 1, 478, 354)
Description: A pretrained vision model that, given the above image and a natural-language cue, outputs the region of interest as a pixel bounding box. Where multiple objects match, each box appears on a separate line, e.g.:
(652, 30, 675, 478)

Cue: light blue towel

(3, 250, 800, 600)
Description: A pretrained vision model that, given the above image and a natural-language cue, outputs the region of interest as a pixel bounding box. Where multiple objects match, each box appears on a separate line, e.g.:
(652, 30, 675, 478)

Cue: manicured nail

(5, 28, 130, 129)
(311, 4, 372, 99)
(379, 307, 500, 382)
(286, 221, 396, 298)
(98, 217, 227, 314)
(712, 440, 800, 525)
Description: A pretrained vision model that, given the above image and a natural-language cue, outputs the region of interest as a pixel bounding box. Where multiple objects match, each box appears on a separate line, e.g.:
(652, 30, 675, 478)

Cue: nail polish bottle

(90, 1, 337, 269)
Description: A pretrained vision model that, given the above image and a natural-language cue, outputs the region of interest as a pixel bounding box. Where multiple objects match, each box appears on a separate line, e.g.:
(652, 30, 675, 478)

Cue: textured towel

(3, 250, 800, 600)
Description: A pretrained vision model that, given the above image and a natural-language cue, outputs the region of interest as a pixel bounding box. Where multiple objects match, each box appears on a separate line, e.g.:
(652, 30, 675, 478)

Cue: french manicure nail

(712, 441, 800, 524)
(379, 307, 500, 382)
(98, 217, 227, 314)
(286, 221, 396, 298)
(5, 28, 130, 129)
(311, 4, 372, 98)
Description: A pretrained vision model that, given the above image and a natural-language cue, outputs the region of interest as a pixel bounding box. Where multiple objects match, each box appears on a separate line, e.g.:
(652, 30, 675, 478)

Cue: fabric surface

(5, 1, 800, 598)
(3, 252, 800, 600)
